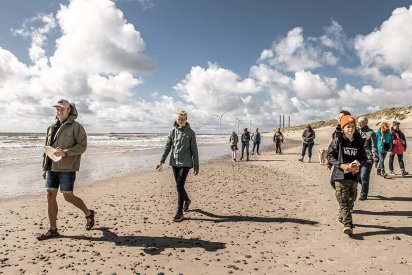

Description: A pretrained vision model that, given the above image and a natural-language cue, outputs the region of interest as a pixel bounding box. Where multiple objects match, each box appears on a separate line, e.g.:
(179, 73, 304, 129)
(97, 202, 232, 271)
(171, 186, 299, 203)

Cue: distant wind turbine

(234, 114, 241, 135)
(212, 112, 226, 135)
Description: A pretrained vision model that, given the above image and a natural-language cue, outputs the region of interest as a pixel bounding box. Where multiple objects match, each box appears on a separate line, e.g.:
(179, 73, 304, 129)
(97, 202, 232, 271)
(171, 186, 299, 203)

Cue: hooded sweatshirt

(43, 104, 87, 172)
(161, 122, 199, 171)
(327, 134, 367, 181)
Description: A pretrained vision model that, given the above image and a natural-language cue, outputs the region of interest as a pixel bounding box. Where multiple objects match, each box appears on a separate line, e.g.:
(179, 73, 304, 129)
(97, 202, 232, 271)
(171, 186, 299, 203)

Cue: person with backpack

(156, 110, 199, 222)
(327, 115, 367, 236)
(389, 121, 408, 176)
(273, 128, 284, 154)
(376, 122, 393, 178)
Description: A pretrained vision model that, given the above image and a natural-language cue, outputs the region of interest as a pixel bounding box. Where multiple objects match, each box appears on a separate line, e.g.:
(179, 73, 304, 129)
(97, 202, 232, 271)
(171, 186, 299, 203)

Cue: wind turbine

(234, 114, 241, 135)
(212, 112, 225, 135)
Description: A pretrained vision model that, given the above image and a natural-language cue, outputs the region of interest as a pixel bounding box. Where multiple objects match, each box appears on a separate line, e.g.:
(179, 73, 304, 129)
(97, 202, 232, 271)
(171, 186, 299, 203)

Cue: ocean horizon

(1, 132, 271, 199)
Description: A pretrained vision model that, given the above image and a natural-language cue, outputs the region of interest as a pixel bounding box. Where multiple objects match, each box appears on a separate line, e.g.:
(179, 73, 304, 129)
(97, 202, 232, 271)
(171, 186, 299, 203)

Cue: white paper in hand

(44, 146, 62, 162)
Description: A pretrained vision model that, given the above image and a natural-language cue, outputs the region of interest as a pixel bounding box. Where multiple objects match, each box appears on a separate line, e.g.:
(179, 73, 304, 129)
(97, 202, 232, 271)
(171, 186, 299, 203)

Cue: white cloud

(258, 25, 341, 72)
(292, 70, 336, 100)
(174, 62, 260, 113)
(0, 0, 160, 132)
(355, 6, 412, 72)
(52, 0, 155, 75)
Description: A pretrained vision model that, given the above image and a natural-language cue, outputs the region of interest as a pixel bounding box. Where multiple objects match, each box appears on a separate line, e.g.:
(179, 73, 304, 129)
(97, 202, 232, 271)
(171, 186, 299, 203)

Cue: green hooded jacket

(43, 103, 87, 172)
(160, 122, 199, 171)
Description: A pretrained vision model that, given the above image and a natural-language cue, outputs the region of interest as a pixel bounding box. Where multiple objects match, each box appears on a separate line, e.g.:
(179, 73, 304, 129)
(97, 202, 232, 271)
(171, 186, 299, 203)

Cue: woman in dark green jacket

(156, 110, 199, 222)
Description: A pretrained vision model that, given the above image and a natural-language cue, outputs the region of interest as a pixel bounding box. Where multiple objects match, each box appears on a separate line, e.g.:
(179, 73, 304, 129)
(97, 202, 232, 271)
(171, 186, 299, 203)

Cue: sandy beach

(1, 120, 411, 274)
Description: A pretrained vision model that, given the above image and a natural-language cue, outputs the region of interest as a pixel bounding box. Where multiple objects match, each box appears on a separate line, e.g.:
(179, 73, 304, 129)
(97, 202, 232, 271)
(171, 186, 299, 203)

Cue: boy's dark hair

(339, 110, 351, 116)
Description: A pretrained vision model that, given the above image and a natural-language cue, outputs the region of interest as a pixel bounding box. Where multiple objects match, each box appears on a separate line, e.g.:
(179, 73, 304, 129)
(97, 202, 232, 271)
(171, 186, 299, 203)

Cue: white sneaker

(343, 227, 353, 235)
(389, 171, 396, 176)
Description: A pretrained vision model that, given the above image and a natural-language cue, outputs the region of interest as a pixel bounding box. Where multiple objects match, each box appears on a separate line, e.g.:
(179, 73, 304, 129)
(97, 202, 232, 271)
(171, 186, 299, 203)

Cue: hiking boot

(402, 171, 409, 176)
(37, 229, 59, 241)
(183, 199, 191, 212)
(173, 211, 184, 222)
(343, 227, 353, 235)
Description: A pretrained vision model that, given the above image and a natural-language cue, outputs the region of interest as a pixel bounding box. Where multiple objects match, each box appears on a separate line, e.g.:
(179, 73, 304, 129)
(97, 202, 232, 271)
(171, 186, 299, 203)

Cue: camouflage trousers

(335, 179, 358, 228)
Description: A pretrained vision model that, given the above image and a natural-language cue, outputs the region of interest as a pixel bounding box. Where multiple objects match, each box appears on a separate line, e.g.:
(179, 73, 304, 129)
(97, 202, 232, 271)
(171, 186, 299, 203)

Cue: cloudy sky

(1, 0, 412, 133)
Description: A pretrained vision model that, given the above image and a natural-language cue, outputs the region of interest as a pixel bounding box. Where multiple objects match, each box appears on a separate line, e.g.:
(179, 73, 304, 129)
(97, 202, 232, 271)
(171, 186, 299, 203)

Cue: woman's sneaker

(389, 171, 396, 176)
(402, 171, 409, 176)
(173, 211, 184, 222)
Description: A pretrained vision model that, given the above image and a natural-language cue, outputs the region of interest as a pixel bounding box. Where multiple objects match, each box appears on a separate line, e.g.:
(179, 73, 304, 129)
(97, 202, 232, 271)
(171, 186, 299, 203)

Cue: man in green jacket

(37, 99, 95, 240)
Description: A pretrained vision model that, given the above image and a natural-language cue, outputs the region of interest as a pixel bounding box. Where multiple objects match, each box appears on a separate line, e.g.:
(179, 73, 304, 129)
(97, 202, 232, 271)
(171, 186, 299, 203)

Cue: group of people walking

(38, 100, 408, 240)
(326, 110, 408, 236)
(229, 128, 261, 161)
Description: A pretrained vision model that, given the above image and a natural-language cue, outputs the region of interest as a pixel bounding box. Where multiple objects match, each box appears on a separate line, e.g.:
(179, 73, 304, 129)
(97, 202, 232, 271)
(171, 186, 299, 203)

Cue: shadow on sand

(61, 227, 226, 255)
(353, 209, 412, 218)
(188, 208, 319, 225)
(367, 195, 412, 202)
(353, 223, 412, 238)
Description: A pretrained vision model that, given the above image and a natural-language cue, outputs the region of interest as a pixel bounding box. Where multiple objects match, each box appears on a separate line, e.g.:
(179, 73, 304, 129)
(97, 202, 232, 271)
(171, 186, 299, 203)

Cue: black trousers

(172, 166, 190, 212)
(252, 141, 260, 153)
(301, 143, 314, 158)
(275, 142, 282, 154)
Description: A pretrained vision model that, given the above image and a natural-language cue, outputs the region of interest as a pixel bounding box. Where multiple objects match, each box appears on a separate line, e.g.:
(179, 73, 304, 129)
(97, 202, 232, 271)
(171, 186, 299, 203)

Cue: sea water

(0, 133, 232, 199)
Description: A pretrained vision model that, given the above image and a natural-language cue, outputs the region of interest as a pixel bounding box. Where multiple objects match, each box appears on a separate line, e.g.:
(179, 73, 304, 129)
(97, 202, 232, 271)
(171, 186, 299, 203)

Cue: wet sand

(1, 121, 411, 274)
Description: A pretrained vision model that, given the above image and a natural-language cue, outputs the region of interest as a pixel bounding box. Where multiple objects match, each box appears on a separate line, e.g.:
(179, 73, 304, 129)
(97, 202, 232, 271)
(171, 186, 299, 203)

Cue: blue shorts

(45, 171, 76, 192)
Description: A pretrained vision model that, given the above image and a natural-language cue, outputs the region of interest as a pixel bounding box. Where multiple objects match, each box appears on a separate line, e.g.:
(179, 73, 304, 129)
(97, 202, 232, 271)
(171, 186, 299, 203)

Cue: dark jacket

(327, 134, 367, 181)
(229, 133, 238, 146)
(43, 104, 87, 172)
(273, 131, 284, 144)
(358, 125, 379, 163)
(241, 132, 251, 143)
(252, 132, 261, 143)
(160, 122, 199, 171)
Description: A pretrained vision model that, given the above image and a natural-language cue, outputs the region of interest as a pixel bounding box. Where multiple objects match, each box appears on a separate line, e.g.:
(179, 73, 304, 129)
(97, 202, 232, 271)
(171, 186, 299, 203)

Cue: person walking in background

(229, 130, 239, 161)
(389, 121, 408, 176)
(376, 122, 393, 178)
(38, 99, 95, 240)
(156, 110, 199, 222)
(357, 116, 379, 200)
(327, 115, 367, 236)
(332, 110, 352, 139)
(251, 128, 261, 155)
(273, 128, 284, 154)
(299, 124, 315, 162)
(240, 128, 251, 161)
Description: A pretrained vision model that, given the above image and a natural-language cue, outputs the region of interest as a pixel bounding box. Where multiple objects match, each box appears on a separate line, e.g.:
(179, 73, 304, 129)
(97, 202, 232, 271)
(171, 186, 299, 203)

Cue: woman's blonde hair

(380, 122, 390, 132)
(176, 110, 188, 120)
